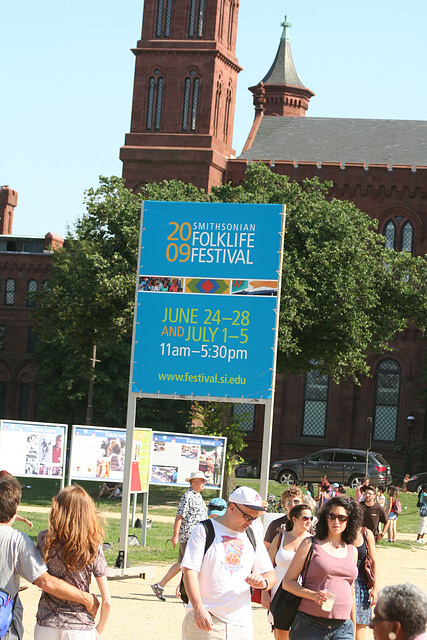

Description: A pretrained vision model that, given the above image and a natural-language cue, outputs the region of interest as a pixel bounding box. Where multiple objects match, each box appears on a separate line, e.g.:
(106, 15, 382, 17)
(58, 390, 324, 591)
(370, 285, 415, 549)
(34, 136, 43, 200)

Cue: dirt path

(19, 542, 427, 639)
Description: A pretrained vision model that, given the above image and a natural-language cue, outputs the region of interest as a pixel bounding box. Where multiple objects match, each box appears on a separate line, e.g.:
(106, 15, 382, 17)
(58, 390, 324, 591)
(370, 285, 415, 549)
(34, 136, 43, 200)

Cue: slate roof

(238, 117, 427, 167)
(261, 19, 305, 88)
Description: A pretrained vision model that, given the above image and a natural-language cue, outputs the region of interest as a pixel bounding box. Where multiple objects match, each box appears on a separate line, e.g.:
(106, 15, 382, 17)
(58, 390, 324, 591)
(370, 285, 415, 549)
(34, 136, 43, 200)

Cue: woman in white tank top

(262, 504, 313, 640)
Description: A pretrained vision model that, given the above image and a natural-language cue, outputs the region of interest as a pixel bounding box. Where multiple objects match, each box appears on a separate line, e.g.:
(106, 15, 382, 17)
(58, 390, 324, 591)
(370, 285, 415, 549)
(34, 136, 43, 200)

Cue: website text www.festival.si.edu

(157, 372, 246, 384)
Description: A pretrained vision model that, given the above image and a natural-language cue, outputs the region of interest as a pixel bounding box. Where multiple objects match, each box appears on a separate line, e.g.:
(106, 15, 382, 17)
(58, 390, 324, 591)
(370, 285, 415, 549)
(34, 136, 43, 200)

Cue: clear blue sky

(1, 1, 426, 238)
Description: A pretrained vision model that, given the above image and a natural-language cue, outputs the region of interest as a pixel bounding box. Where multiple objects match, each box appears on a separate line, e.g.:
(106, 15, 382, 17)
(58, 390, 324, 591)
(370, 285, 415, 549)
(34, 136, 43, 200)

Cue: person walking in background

(370, 583, 427, 640)
(35, 484, 111, 639)
(361, 486, 389, 543)
(181, 487, 275, 640)
(385, 486, 400, 543)
(263, 504, 313, 640)
(356, 478, 370, 502)
(415, 483, 427, 544)
(0, 477, 99, 640)
(283, 496, 361, 640)
(151, 471, 207, 602)
(353, 514, 378, 640)
(375, 485, 385, 508)
(264, 487, 304, 549)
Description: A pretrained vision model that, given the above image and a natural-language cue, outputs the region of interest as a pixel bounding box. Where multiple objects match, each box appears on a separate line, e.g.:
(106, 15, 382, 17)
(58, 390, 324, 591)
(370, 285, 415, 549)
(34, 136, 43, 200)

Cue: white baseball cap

(228, 486, 265, 511)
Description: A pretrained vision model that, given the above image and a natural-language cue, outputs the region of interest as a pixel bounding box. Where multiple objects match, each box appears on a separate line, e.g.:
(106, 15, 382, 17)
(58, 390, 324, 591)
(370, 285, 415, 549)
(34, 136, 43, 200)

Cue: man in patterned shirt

(151, 470, 207, 601)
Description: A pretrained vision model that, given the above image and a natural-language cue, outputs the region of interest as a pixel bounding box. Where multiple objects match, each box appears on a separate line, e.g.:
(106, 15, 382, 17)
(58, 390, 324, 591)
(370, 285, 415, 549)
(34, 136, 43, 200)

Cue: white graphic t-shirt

(182, 519, 273, 626)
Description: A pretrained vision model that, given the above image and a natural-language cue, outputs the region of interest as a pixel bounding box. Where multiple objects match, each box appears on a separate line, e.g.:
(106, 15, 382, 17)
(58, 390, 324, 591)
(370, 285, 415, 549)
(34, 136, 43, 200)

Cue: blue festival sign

(132, 201, 285, 401)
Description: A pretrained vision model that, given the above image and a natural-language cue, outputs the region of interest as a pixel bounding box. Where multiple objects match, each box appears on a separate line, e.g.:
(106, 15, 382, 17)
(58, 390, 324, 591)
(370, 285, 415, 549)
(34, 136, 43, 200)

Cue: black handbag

(269, 537, 315, 631)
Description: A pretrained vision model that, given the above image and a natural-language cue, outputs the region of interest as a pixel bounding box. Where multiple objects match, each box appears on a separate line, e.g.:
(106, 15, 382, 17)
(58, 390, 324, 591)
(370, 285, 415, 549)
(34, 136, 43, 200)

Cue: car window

(310, 452, 334, 462)
(372, 453, 389, 465)
(334, 452, 364, 463)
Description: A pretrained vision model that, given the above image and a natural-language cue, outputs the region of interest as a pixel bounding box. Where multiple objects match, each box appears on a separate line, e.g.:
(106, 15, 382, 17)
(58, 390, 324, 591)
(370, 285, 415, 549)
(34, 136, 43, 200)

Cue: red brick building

(0, 186, 64, 420)
(121, 3, 427, 472)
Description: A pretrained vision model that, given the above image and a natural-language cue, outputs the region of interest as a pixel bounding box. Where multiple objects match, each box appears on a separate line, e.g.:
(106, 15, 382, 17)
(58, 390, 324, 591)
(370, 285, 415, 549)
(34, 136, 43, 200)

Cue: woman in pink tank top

(282, 497, 361, 640)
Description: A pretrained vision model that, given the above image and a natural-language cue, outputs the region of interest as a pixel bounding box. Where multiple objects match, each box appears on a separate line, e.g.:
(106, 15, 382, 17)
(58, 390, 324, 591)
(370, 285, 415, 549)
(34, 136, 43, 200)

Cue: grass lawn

(13, 476, 423, 565)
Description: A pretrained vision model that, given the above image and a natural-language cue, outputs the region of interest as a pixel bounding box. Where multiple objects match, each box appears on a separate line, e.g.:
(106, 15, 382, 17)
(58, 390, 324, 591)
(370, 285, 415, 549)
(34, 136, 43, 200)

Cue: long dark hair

(286, 504, 312, 531)
(315, 496, 362, 544)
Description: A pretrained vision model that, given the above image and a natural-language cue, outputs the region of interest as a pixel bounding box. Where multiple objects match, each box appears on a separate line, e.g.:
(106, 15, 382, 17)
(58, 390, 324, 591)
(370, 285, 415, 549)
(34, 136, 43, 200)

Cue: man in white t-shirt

(181, 486, 276, 640)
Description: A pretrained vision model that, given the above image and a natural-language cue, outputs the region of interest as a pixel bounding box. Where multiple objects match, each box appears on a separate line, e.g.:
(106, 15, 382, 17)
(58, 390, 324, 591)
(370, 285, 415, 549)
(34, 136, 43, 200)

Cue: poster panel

(0, 420, 66, 479)
(130, 428, 151, 493)
(132, 201, 284, 401)
(70, 426, 125, 482)
(150, 431, 226, 490)
(69, 425, 150, 492)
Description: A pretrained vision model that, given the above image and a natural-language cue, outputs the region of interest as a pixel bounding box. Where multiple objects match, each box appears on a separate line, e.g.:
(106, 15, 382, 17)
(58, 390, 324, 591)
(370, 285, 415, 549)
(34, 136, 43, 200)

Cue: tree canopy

(34, 165, 427, 427)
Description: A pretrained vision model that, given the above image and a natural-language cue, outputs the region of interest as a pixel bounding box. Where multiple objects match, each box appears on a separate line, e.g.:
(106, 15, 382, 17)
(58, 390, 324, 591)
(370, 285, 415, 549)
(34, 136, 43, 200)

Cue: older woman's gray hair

(377, 583, 427, 640)
(303, 493, 316, 511)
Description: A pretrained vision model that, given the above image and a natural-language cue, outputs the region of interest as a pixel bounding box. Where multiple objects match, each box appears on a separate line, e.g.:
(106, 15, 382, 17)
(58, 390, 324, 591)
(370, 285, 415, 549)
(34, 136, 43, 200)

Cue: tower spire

(248, 16, 314, 117)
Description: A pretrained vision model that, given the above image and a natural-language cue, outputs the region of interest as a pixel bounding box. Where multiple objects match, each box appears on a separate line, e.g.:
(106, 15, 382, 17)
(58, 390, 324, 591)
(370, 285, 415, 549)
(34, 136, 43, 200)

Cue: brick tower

(121, 0, 242, 192)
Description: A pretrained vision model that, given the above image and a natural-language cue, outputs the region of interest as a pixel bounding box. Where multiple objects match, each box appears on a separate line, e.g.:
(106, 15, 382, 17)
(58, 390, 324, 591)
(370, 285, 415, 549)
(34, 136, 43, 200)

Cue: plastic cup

(321, 590, 336, 612)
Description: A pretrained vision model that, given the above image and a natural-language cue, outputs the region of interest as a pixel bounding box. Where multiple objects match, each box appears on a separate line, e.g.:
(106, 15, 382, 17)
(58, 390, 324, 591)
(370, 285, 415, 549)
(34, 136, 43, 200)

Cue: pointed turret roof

(261, 16, 305, 87)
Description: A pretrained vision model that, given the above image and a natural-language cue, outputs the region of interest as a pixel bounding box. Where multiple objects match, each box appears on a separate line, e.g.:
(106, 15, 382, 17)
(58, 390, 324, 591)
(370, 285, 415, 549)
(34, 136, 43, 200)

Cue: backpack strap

(201, 519, 215, 555)
(246, 525, 256, 550)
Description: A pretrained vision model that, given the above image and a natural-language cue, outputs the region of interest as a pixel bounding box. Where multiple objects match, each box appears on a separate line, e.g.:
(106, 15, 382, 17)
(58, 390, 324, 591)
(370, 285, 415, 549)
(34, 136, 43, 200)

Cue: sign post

(118, 201, 285, 569)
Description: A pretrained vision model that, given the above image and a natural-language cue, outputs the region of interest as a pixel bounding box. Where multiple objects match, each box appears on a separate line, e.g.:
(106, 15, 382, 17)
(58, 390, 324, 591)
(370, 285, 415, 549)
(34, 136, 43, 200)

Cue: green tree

(34, 165, 427, 431)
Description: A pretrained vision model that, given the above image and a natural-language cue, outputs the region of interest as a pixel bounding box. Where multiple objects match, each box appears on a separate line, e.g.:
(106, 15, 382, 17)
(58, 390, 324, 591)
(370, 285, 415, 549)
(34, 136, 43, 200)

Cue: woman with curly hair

(35, 484, 111, 639)
(282, 496, 361, 640)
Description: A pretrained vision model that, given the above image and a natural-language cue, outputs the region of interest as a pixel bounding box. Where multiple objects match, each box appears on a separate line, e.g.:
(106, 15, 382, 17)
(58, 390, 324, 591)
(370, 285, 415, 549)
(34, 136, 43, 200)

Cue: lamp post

(406, 413, 415, 475)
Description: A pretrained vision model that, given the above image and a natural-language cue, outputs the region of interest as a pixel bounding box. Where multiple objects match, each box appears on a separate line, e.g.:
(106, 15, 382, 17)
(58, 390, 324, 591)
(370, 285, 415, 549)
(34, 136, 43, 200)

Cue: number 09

(166, 243, 190, 262)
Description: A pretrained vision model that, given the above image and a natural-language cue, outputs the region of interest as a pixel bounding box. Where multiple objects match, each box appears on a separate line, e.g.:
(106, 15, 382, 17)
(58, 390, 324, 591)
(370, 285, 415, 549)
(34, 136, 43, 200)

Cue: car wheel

(416, 482, 424, 494)
(350, 476, 361, 489)
(278, 471, 297, 485)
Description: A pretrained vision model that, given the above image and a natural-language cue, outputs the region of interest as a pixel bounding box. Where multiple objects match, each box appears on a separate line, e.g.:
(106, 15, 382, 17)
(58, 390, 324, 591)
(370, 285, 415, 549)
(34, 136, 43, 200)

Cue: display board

(132, 201, 285, 401)
(0, 420, 66, 479)
(69, 425, 151, 492)
(150, 431, 226, 490)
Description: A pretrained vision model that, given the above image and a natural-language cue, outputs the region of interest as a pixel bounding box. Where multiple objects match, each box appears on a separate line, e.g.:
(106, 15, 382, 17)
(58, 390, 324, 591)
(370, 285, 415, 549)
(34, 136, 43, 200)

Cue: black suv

(270, 448, 391, 488)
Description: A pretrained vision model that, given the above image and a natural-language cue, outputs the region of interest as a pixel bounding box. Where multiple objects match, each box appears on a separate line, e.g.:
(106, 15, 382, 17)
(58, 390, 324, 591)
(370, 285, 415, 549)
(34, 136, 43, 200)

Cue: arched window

(27, 279, 37, 307)
(302, 370, 329, 437)
(227, 1, 235, 47)
(4, 279, 15, 306)
(213, 81, 221, 136)
(384, 220, 396, 250)
(373, 359, 401, 441)
(156, 0, 173, 37)
(401, 220, 414, 253)
(188, 0, 205, 38)
(182, 72, 200, 132)
(223, 85, 232, 141)
(146, 70, 164, 131)
(383, 216, 414, 255)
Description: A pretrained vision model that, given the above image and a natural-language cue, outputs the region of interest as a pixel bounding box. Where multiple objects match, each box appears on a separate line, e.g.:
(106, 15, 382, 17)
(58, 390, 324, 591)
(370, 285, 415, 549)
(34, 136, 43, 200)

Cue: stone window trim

(0, 325, 6, 351)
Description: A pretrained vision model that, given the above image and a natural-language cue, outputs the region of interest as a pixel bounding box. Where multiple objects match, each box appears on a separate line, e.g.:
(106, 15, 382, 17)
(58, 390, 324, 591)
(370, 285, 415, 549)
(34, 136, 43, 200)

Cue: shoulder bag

(362, 527, 375, 590)
(269, 536, 315, 631)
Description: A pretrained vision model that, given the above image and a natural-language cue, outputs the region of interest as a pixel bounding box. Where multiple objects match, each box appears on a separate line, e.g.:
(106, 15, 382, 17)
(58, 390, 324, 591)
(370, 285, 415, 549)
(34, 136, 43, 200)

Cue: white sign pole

(259, 205, 286, 502)
(117, 393, 136, 571)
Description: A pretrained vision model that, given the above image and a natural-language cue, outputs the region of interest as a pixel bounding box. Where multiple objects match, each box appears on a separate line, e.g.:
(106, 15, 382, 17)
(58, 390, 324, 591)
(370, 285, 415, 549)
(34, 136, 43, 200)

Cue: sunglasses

(209, 505, 226, 512)
(300, 515, 313, 521)
(285, 499, 302, 506)
(233, 503, 258, 522)
(327, 513, 349, 522)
